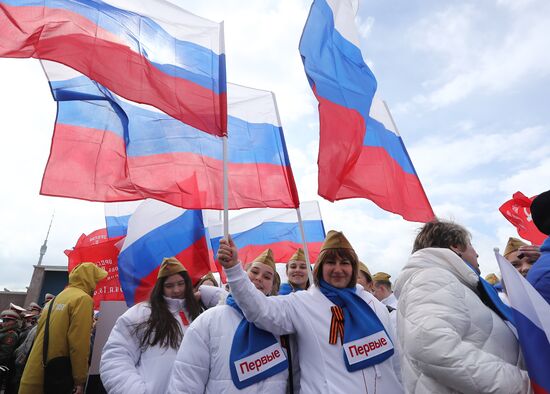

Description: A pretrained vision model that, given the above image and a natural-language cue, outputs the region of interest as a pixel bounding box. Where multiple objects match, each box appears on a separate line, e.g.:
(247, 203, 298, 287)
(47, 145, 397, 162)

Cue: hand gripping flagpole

(296, 206, 315, 285)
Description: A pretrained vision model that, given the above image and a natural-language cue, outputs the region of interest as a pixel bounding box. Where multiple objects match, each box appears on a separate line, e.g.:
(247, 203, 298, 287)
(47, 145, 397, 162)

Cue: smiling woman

(214, 231, 403, 393)
(167, 248, 289, 393)
(279, 248, 310, 295)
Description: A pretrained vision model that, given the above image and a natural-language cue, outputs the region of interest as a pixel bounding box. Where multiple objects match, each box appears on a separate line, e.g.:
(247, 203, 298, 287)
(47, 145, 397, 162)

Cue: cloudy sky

(1, 0, 548, 290)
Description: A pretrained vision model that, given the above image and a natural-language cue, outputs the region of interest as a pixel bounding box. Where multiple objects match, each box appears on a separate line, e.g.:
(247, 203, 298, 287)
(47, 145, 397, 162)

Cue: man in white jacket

(217, 231, 403, 394)
(395, 220, 531, 394)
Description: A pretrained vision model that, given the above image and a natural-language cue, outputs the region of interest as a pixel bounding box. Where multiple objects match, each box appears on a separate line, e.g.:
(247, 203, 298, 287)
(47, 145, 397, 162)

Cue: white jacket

(381, 293, 398, 309)
(100, 298, 191, 394)
(394, 248, 531, 394)
(167, 303, 288, 393)
(223, 264, 403, 394)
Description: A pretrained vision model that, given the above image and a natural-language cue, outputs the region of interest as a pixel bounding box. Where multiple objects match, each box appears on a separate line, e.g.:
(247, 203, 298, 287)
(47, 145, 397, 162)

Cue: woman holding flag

(100, 258, 203, 394)
(167, 249, 289, 393)
(216, 231, 403, 393)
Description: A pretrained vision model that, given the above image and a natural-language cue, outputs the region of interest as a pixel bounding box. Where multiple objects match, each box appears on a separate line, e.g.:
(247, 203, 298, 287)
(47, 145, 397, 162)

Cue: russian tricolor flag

(40, 61, 299, 210)
(496, 250, 550, 394)
(118, 199, 211, 306)
(299, 0, 434, 222)
(299, 0, 376, 200)
(336, 98, 435, 222)
(0, 0, 226, 135)
(104, 201, 142, 238)
(209, 201, 326, 264)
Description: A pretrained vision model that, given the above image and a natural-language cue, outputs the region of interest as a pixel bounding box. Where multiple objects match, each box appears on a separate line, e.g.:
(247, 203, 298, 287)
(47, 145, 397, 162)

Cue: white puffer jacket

(394, 248, 531, 394)
(100, 298, 191, 394)
(167, 303, 288, 393)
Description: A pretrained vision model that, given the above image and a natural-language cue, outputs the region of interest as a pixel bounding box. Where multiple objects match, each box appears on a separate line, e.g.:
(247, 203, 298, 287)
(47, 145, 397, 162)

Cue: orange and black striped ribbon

(329, 305, 345, 345)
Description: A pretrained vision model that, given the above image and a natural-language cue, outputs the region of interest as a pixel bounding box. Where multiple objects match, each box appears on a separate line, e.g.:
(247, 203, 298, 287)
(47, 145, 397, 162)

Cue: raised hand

(217, 235, 239, 268)
(518, 245, 541, 262)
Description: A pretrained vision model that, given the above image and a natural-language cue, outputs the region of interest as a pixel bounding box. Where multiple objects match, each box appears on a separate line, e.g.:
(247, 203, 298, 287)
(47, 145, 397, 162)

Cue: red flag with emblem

(65, 229, 125, 308)
(499, 192, 547, 245)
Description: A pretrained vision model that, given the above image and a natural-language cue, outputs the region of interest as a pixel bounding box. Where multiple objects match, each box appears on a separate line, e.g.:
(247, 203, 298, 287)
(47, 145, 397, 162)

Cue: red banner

(65, 229, 125, 308)
(499, 192, 546, 245)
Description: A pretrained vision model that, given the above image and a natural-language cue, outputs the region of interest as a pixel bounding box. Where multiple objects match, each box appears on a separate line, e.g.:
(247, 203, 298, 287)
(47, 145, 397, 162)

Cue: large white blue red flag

(299, 0, 434, 222)
(40, 61, 299, 210)
(118, 199, 211, 306)
(209, 201, 326, 264)
(338, 98, 434, 222)
(0, 0, 226, 135)
(496, 250, 550, 394)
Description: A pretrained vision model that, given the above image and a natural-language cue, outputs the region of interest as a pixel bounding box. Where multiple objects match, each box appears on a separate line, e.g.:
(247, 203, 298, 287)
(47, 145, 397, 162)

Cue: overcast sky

(1, 0, 548, 291)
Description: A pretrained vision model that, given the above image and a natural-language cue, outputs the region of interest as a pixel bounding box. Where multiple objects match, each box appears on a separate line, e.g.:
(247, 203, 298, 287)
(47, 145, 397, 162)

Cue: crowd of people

(1, 191, 549, 393)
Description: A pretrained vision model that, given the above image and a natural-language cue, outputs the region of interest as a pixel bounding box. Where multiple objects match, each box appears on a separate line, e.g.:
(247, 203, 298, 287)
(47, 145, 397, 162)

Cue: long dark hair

(135, 271, 202, 350)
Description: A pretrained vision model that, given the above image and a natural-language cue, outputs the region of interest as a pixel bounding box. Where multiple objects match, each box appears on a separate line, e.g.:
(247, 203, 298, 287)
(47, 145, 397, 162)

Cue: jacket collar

(394, 248, 479, 298)
(163, 296, 186, 313)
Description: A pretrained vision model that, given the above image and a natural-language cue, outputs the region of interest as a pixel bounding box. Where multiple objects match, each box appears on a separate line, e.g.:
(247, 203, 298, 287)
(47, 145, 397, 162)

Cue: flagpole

(223, 136, 229, 239)
(382, 100, 433, 215)
(220, 21, 229, 241)
(296, 206, 314, 285)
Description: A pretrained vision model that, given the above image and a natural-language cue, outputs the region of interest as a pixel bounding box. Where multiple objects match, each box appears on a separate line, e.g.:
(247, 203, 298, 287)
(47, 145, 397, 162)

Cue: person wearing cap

(43, 293, 55, 306)
(27, 302, 42, 315)
(356, 262, 374, 293)
(100, 257, 203, 394)
(276, 248, 309, 392)
(394, 219, 529, 394)
(504, 237, 540, 277)
(279, 248, 310, 295)
(168, 249, 289, 393)
(20, 262, 108, 394)
(527, 190, 550, 304)
(11, 312, 38, 394)
(0, 310, 19, 390)
(372, 272, 398, 310)
(17, 312, 37, 344)
(484, 273, 500, 286)
(194, 272, 219, 290)
(216, 231, 403, 393)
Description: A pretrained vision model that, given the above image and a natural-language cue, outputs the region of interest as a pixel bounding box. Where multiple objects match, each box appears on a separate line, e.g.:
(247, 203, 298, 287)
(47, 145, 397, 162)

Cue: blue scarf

(464, 262, 515, 326)
(478, 275, 516, 325)
(319, 280, 394, 371)
(278, 282, 305, 295)
(226, 295, 288, 389)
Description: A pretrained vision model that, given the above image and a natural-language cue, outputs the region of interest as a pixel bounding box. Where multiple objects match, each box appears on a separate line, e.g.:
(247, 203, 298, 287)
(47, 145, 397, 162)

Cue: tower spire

(37, 211, 55, 266)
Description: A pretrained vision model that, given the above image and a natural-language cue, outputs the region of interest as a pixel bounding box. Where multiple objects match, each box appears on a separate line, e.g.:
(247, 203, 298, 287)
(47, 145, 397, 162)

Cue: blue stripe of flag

(52, 76, 290, 165)
(210, 220, 326, 257)
(299, 0, 376, 122)
(363, 116, 417, 175)
(513, 309, 550, 392)
(105, 214, 131, 238)
(118, 209, 205, 301)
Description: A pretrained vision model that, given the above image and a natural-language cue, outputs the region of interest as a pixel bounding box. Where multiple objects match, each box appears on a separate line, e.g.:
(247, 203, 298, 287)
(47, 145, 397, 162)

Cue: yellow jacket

(19, 263, 107, 394)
